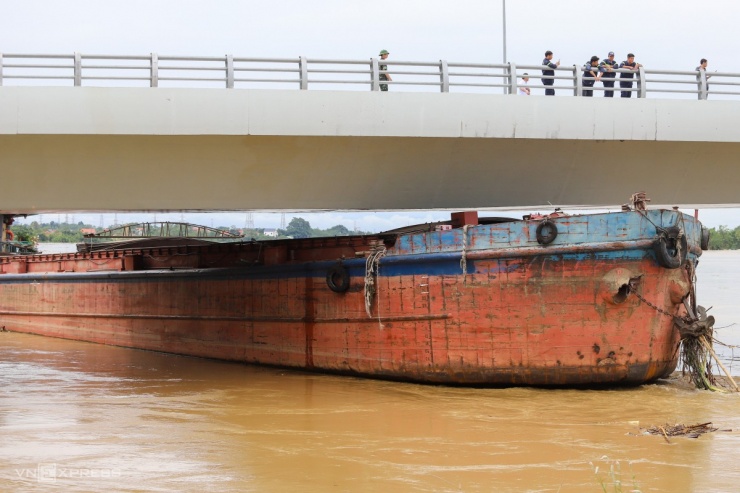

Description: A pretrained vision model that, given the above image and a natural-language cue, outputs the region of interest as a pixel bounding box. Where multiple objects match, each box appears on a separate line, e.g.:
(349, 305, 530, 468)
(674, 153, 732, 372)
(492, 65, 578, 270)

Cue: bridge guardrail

(0, 53, 737, 100)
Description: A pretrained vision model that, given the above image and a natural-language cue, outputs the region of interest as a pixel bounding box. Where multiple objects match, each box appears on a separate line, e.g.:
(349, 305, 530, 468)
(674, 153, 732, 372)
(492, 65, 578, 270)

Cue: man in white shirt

(518, 73, 530, 95)
(696, 58, 711, 99)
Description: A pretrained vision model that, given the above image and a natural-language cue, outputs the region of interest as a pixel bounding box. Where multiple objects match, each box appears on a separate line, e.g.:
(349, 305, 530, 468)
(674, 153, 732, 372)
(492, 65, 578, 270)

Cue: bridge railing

(1, 53, 738, 100)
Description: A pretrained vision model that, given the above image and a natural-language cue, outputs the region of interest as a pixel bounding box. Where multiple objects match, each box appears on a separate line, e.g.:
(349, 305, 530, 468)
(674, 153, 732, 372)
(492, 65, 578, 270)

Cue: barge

(0, 204, 709, 386)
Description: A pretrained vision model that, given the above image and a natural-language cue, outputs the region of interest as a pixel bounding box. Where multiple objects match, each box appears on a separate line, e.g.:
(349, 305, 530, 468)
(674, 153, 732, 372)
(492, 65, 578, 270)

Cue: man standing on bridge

(541, 51, 560, 96)
(619, 53, 642, 98)
(599, 52, 618, 97)
(582, 56, 601, 97)
(696, 58, 711, 99)
(379, 50, 392, 91)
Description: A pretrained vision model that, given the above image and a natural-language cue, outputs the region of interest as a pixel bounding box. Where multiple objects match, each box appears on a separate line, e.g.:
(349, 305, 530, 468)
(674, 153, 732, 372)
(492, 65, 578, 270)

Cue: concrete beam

(1, 87, 739, 213)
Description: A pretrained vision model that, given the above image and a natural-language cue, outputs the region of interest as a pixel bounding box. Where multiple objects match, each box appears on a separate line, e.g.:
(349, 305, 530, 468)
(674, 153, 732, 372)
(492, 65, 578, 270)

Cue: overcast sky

(4, 1, 739, 231)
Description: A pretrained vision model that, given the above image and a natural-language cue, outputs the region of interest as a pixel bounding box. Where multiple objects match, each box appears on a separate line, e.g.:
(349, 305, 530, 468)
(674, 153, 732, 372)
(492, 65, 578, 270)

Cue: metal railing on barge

(0, 53, 737, 100)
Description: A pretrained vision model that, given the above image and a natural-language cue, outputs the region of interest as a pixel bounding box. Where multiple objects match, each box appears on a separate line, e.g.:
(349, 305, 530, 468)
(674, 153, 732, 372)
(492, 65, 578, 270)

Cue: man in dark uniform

(619, 53, 642, 98)
(379, 49, 392, 91)
(599, 51, 618, 97)
(582, 56, 601, 97)
(541, 50, 560, 96)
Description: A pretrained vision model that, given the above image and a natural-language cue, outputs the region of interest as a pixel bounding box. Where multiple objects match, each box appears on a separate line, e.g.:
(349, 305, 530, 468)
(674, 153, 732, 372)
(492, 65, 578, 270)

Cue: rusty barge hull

(0, 210, 704, 386)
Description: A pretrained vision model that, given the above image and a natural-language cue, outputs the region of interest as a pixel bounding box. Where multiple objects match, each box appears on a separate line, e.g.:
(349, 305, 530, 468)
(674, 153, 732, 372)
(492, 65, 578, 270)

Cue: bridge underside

(1, 134, 736, 213)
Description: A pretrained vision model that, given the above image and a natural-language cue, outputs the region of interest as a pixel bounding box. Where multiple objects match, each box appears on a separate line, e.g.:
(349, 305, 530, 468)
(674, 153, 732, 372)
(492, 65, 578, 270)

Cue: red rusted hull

(0, 210, 704, 386)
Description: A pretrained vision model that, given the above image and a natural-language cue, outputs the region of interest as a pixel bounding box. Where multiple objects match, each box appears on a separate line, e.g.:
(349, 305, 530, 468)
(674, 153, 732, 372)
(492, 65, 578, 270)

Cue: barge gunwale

(0, 238, 699, 281)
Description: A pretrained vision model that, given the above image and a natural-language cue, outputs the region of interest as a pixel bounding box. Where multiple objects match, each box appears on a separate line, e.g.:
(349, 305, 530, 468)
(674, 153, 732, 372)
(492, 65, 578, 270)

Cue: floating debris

(643, 422, 718, 442)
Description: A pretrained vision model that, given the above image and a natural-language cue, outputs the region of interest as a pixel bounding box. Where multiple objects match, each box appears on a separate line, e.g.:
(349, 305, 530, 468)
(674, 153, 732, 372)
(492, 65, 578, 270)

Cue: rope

(364, 246, 386, 322)
(636, 208, 686, 243)
(636, 208, 668, 236)
(629, 262, 733, 391)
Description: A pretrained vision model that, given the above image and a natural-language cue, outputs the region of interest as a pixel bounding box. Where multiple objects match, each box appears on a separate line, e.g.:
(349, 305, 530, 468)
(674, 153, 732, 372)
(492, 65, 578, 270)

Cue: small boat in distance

(0, 197, 710, 386)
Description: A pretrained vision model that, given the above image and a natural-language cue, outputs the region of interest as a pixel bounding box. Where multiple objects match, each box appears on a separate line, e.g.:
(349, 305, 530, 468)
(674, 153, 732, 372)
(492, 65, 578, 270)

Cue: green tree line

(707, 226, 740, 250)
(11, 217, 372, 244)
(12, 221, 91, 243)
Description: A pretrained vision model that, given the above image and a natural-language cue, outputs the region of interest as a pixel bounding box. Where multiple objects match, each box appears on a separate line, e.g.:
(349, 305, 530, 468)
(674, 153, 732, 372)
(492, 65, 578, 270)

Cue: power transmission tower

(244, 212, 254, 229)
(280, 213, 286, 229)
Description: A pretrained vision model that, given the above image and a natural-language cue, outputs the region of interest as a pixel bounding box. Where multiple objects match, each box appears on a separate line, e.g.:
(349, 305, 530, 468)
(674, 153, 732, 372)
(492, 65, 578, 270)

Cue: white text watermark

(15, 464, 122, 483)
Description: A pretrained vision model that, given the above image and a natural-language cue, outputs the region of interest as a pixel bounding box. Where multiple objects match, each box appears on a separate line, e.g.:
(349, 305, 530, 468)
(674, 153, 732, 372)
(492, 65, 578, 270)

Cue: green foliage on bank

(12, 222, 86, 244)
(12, 218, 372, 244)
(707, 226, 740, 250)
(275, 218, 366, 239)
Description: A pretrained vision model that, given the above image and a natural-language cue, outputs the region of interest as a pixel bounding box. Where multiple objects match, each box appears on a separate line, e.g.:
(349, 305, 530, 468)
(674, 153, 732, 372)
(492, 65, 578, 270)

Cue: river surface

(1, 251, 739, 492)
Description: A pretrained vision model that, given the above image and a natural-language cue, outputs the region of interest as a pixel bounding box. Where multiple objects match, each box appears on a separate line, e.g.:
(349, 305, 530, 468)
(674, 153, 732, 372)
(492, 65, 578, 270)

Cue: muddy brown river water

(1, 251, 739, 492)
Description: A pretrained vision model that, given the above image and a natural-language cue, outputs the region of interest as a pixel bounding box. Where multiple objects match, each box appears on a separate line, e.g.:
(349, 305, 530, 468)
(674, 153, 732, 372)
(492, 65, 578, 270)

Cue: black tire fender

(653, 226, 688, 269)
(700, 226, 710, 250)
(326, 264, 350, 293)
(536, 219, 558, 245)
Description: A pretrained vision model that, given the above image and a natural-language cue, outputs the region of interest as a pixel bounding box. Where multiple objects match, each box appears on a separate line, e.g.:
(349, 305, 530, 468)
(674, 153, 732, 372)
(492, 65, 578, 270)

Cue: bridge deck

(1, 87, 739, 213)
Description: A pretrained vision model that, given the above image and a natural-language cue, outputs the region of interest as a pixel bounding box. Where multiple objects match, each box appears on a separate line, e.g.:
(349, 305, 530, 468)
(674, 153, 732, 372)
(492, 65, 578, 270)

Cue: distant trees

(278, 218, 368, 239)
(707, 226, 740, 250)
(283, 218, 312, 238)
(10, 217, 369, 243)
(322, 224, 351, 236)
(11, 223, 87, 243)
(11, 225, 38, 244)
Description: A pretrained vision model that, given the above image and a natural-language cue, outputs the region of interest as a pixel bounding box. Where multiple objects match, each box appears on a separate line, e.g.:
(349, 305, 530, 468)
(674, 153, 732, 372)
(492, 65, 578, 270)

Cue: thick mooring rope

(364, 246, 386, 320)
(632, 261, 736, 391)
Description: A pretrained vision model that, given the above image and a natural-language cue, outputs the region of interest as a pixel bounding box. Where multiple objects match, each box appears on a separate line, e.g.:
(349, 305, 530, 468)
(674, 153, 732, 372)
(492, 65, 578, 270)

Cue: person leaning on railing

(582, 56, 601, 97)
(599, 51, 618, 97)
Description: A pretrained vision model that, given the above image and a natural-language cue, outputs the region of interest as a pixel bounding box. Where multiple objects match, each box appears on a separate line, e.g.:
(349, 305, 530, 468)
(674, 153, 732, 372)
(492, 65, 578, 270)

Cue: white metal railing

(0, 53, 738, 100)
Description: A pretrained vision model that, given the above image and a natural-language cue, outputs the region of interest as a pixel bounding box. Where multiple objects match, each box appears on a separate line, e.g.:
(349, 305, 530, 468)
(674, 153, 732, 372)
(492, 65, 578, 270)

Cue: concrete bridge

(2, 54, 740, 214)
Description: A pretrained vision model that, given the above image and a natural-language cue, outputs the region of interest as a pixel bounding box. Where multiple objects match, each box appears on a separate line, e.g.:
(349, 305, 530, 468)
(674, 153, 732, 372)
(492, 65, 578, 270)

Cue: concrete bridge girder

(0, 87, 738, 213)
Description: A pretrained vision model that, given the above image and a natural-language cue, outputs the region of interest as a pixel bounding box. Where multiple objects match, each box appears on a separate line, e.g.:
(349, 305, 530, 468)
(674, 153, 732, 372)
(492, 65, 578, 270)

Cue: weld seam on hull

(0, 311, 449, 323)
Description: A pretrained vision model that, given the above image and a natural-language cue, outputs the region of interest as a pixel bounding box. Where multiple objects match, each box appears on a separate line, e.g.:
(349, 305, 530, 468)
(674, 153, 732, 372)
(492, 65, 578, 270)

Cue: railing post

(637, 65, 646, 98)
(439, 60, 449, 92)
(299, 56, 308, 90)
(698, 69, 708, 100)
(225, 54, 234, 89)
(573, 65, 582, 96)
(0, 53, 3, 87)
(150, 53, 159, 88)
(74, 52, 82, 86)
(370, 58, 379, 91)
(508, 63, 517, 95)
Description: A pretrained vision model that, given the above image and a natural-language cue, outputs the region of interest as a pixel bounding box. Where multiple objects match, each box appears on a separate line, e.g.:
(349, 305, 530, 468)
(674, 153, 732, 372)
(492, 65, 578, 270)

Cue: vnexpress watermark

(15, 463, 122, 483)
